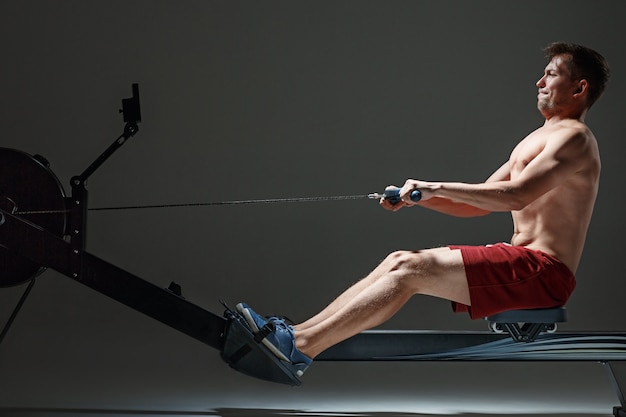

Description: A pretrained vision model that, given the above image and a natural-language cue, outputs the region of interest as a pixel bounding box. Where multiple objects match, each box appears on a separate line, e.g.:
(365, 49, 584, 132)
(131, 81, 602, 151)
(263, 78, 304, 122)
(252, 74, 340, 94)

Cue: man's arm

(405, 127, 592, 212)
(416, 161, 511, 217)
(382, 161, 510, 218)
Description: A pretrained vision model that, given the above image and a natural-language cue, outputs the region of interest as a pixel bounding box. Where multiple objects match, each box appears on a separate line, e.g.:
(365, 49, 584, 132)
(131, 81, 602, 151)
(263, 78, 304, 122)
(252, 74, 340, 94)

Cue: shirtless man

(237, 42, 611, 377)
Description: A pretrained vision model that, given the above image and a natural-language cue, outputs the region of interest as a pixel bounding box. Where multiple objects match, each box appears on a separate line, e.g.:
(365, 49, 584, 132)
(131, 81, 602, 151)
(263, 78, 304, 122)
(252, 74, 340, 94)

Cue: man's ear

(574, 79, 589, 97)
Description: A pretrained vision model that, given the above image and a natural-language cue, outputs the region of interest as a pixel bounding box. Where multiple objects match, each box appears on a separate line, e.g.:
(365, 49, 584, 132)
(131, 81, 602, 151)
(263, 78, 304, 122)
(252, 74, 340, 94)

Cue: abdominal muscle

(509, 187, 595, 274)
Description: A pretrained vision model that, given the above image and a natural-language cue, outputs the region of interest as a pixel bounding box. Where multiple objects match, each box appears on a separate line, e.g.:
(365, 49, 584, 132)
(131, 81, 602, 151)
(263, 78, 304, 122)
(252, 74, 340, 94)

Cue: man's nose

(536, 76, 546, 87)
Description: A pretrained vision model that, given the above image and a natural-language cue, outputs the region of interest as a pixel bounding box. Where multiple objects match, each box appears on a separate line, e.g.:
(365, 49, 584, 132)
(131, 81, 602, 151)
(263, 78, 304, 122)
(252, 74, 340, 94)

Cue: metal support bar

(0, 210, 226, 350)
(69, 176, 87, 279)
(0, 278, 36, 345)
(77, 251, 226, 349)
(603, 361, 626, 417)
(499, 322, 552, 342)
(316, 329, 626, 361)
(79, 130, 136, 182)
(79, 84, 141, 183)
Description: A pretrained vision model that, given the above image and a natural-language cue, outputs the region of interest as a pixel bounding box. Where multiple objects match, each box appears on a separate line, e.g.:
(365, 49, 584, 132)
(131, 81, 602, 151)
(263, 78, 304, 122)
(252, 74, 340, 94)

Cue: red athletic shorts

(449, 243, 576, 319)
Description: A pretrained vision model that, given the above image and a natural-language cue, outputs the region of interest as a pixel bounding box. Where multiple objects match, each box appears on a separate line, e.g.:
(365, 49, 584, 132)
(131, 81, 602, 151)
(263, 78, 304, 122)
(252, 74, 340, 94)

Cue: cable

(13, 188, 423, 215)
(15, 194, 376, 215)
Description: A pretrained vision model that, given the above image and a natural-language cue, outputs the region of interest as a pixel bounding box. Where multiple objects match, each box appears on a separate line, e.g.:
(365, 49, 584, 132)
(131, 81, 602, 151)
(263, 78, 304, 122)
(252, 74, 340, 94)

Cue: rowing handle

(384, 188, 422, 205)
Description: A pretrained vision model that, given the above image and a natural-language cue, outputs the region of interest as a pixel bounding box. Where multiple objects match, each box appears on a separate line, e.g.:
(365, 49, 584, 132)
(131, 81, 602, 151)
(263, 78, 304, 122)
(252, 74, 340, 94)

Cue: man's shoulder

(544, 120, 596, 148)
(550, 119, 592, 137)
(520, 121, 591, 151)
(545, 121, 600, 168)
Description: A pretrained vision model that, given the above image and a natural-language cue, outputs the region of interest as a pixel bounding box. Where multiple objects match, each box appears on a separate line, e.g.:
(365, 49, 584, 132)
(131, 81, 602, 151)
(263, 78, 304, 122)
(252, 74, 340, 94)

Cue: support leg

(0, 278, 36, 345)
(603, 361, 626, 417)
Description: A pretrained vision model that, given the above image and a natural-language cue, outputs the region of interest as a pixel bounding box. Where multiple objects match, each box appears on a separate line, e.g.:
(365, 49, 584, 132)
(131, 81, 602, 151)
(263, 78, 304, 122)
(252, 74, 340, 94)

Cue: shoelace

(267, 315, 295, 326)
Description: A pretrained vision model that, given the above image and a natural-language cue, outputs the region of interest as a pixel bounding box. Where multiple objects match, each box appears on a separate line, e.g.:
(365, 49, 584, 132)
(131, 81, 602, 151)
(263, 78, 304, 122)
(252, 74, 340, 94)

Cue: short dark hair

(544, 42, 611, 108)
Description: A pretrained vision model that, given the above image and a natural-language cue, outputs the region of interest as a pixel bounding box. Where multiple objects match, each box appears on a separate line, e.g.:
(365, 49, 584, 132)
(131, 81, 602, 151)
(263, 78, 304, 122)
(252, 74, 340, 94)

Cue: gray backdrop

(1, 1, 625, 416)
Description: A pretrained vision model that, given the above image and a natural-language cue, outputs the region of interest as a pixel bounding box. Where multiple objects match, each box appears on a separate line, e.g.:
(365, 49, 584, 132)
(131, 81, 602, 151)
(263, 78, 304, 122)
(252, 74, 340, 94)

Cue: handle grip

(384, 188, 422, 205)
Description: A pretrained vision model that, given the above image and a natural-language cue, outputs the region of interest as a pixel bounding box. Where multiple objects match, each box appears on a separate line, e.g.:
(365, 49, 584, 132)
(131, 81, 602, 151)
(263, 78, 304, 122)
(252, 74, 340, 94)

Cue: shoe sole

(236, 303, 290, 363)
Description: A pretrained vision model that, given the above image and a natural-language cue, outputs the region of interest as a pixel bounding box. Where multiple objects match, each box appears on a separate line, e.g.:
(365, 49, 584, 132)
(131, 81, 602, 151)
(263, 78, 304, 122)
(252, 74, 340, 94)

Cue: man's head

(543, 42, 610, 109)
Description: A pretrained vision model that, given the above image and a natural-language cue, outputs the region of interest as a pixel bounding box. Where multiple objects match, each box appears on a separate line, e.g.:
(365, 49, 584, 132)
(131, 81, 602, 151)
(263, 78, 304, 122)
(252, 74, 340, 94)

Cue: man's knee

(380, 248, 466, 300)
(384, 250, 434, 284)
(386, 250, 430, 270)
(385, 249, 450, 282)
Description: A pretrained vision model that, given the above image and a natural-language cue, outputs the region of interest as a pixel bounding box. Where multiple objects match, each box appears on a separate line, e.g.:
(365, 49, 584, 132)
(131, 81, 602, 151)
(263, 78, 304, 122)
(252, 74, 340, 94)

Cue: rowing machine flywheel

(0, 148, 68, 287)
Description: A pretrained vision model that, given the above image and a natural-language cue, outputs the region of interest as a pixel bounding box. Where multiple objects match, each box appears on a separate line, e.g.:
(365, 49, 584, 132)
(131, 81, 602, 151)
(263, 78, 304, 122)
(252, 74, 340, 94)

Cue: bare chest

(509, 133, 547, 177)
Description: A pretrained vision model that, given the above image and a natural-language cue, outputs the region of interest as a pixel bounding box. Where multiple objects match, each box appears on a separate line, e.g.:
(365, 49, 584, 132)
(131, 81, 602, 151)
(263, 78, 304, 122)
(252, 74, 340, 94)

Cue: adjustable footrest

(220, 308, 302, 386)
(486, 307, 568, 342)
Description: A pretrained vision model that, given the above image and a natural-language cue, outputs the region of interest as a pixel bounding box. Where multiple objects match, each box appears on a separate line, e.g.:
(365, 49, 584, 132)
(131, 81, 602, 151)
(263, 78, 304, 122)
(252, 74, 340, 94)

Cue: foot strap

(220, 308, 303, 386)
(253, 321, 276, 343)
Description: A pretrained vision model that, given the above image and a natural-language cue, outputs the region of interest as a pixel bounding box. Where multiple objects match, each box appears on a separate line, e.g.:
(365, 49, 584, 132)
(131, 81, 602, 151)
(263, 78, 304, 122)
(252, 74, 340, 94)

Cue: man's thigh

(406, 247, 470, 306)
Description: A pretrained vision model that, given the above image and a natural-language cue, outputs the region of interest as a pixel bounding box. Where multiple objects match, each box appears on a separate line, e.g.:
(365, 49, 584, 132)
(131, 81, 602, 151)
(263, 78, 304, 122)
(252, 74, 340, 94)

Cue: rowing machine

(1, 86, 625, 416)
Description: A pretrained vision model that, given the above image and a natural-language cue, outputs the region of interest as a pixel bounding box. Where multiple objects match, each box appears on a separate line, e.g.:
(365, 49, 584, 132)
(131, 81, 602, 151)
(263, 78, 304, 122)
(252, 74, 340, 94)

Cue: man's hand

(379, 185, 406, 211)
(380, 180, 435, 211)
(400, 179, 436, 203)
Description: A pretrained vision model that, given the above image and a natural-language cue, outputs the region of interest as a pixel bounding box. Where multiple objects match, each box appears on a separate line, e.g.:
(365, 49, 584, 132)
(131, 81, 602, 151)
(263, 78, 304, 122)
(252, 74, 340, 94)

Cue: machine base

(220, 308, 302, 386)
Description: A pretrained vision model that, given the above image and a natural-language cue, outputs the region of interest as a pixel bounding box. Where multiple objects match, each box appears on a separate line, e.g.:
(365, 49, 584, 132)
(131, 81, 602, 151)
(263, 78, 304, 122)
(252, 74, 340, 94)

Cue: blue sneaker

(236, 303, 312, 376)
(236, 302, 269, 333)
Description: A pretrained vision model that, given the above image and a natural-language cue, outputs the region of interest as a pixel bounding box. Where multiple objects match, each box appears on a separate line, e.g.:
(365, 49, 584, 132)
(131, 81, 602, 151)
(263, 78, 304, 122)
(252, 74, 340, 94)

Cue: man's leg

(237, 247, 469, 374)
(294, 247, 469, 358)
(294, 253, 409, 331)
